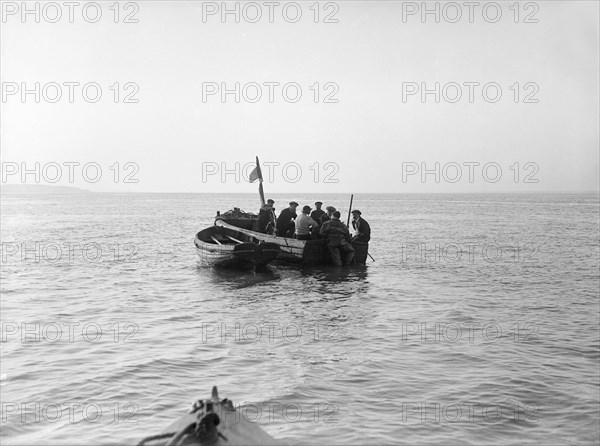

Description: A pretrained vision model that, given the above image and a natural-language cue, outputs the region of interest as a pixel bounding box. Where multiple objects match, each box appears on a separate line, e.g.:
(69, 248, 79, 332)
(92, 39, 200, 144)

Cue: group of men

(256, 200, 371, 265)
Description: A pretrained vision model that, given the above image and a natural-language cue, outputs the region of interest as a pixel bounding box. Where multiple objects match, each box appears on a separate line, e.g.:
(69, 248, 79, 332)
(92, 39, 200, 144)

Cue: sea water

(1, 192, 598, 444)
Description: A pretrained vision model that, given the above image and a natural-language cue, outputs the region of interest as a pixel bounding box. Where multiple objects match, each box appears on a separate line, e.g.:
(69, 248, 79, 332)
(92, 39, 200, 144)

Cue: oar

(227, 235, 244, 244)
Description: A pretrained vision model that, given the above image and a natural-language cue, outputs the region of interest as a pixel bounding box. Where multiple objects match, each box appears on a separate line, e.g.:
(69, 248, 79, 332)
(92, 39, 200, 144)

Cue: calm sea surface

(1, 193, 599, 445)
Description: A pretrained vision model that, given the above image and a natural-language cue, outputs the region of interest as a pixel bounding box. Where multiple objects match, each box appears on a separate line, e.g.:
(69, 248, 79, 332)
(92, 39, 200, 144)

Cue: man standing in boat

(256, 199, 276, 234)
(276, 201, 298, 238)
(320, 206, 336, 226)
(351, 210, 371, 243)
(295, 205, 319, 240)
(320, 211, 355, 265)
(311, 201, 326, 223)
(351, 209, 371, 265)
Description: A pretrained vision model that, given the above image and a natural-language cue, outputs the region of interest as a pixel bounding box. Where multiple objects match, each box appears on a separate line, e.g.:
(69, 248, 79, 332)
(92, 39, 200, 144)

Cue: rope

(137, 412, 222, 446)
(166, 422, 197, 446)
(282, 235, 292, 253)
(137, 432, 176, 446)
(136, 421, 198, 446)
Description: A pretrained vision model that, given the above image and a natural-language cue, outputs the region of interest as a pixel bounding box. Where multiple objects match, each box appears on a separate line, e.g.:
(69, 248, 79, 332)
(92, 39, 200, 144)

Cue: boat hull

(215, 219, 366, 265)
(215, 218, 318, 262)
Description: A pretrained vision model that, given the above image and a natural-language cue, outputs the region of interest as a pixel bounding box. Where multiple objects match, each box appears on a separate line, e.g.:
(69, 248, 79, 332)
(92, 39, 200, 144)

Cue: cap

(302, 205, 311, 213)
(289, 201, 299, 207)
(326, 206, 336, 212)
(315, 201, 323, 205)
(351, 209, 362, 215)
(267, 199, 275, 204)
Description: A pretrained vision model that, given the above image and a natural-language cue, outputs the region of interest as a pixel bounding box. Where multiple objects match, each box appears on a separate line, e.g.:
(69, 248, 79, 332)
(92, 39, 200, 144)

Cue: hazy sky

(1, 1, 598, 193)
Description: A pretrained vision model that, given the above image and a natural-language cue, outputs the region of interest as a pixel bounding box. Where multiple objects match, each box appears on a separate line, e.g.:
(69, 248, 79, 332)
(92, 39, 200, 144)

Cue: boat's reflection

(199, 262, 369, 290)
(299, 264, 369, 283)
(199, 264, 282, 289)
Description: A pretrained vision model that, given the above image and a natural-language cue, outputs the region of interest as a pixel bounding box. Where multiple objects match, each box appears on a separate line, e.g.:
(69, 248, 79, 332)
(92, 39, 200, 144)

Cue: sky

(1, 0, 598, 193)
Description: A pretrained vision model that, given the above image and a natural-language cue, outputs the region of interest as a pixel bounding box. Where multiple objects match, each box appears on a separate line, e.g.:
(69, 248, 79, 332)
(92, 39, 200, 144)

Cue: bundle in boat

(215, 208, 258, 231)
(138, 387, 283, 446)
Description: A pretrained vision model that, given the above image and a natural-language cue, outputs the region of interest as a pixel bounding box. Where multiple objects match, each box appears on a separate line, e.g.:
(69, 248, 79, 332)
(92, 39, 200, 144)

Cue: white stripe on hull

(195, 248, 237, 266)
(194, 235, 238, 266)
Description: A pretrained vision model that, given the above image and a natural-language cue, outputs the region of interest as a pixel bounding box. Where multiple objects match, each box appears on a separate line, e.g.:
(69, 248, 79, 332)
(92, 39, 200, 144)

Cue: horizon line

(1, 188, 599, 195)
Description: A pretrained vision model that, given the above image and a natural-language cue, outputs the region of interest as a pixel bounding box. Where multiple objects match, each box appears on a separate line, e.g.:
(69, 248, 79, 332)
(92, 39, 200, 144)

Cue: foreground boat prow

(139, 387, 284, 446)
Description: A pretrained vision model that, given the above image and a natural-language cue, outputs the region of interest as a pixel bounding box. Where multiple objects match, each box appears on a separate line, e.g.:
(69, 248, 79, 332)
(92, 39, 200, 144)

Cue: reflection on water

(300, 264, 369, 283)
(200, 264, 282, 289)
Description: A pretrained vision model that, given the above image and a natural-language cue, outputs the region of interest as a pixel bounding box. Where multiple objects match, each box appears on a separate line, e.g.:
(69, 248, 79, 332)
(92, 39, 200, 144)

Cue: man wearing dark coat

(351, 209, 371, 265)
(256, 199, 276, 233)
(320, 211, 355, 266)
(319, 205, 336, 226)
(351, 210, 371, 243)
(315, 205, 336, 239)
(310, 202, 326, 223)
(276, 201, 298, 237)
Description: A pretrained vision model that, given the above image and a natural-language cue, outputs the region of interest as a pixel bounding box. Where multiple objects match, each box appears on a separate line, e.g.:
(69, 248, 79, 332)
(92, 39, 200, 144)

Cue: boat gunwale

(214, 219, 306, 247)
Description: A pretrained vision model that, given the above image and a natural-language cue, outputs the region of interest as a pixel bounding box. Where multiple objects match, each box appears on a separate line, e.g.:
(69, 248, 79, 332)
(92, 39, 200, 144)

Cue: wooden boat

(215, 219, 369, 265)
(212, 157, 369, 265)
(194, 225, 280, 270)
(215, 208, 259, 231)
(138, 387, 283, 446)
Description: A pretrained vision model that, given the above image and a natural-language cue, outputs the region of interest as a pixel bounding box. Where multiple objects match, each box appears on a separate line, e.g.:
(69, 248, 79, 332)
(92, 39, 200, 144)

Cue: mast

(249, 156, 265, 206)
(256, 156, 265, 206)
(346, 194, 354, 226)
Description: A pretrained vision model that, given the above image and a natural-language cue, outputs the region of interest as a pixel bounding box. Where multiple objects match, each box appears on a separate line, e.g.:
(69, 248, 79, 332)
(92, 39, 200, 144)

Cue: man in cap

(351, 210, 371, 243)
(320, 205, 336, 226)
(320, 211, 354, 266)
(350, 209, 371, 265)
(276, 201, 298, 238)
(256, 199, 276, 233)
(310, 201, 326, 223)
(295, 205, 319, 240)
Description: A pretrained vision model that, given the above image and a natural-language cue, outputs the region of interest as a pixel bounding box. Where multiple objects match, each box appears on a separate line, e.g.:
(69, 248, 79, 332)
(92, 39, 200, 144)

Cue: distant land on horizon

(0, 184, 92, 195)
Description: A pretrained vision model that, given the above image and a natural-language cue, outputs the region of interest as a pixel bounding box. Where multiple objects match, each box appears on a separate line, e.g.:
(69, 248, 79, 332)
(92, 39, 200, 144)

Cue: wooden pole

(346, 194, 354, 226)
